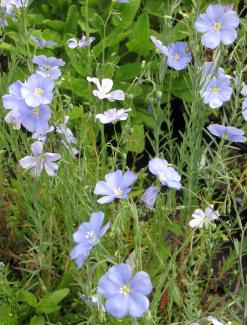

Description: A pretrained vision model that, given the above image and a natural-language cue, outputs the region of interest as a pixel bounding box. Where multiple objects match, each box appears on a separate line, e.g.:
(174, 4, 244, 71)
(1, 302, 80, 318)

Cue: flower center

(32, 107, 41, 116)
(120, 284, 130, 295)
(114, 187, 123, 197)
(35, 87, 43, 96)
(85, 231, 97, 244)
(211, 87, 218, 94)
(159, 172, 167, 182)
(174, 53, 180, 61)
(214, 22, 222, 31)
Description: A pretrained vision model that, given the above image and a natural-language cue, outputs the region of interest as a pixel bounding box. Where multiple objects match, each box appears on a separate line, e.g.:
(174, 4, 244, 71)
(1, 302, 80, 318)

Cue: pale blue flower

(87, 77, 125, 101)
(33, 55, 65, 68)
(19, 102, 51, 133)
(195, 4, 239, 49)
(207, 124, 247, 142)
(141, 186, 158, 209)
(30, 36, 57, 47)
(19, 141, 61, 177)
(33, 55, 65, 80)
(94, 170, 137, 204)
(95, 108, 131, 124)
(148, 158, 182, 190)
(97, 263, 152, 319)
(2, 80, 23, 128)
(70, 211, 110, 268)
(32, 125, 54, 143)
(150, 37, 191, 70)
(200, 73, 232, 108)
(21, 74, 54, 107)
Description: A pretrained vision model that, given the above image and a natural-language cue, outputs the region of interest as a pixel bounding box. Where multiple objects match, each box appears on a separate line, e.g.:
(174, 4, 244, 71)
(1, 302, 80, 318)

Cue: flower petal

(128, 293, 149, 318)
(130, 272, 152, 296)
(104, 295, 129, 318)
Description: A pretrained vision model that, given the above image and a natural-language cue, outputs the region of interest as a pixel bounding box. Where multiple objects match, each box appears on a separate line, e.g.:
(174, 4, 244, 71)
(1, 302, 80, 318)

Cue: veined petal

(19, 156, 37, 169)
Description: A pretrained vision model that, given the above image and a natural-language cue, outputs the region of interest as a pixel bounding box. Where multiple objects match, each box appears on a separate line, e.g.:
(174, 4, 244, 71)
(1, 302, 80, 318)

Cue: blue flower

(200, 73, 232, 109)
(19, 141, 61, 177)
(67, 34, 95, 49)
(30, 36, 57, 47)
(166, 42, 192, 71)
(195, 4, 239, 49)
(21, 74, 54, 107)
(32, 55, 65, 68)
(94, 170, 137, 204)
(2, 80, 23, 128)
(32, 125, 54, 144)
(148, 158, 182, 190)
(33, 55, 65, 80)
(97, 263, 152, 319)
(207, 124, 247, 142)
(150, 37, 191, 70)
(70, 211, 110, 268)
(141, 186, 158, 209)
(19, 102, 51, 133)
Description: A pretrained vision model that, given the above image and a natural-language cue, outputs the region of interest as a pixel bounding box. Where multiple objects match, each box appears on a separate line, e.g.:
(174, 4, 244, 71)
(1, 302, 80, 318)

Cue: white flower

(67, 34, 95, 49)
(95, 108, 131, 124)
(189, 205, 220, 228)
(207, 316, 226, 325)
(87, 77, 125, 101)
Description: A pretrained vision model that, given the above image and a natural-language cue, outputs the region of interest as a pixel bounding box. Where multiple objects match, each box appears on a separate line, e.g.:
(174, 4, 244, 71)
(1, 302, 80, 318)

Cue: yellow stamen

(174, 53, 180, 61)
(120, 284, 130, 295)
(114, 188, 123, 197)
(36, 87, 43, 96)
(214, 22, 222, 31)
(211, 87, 218, 94)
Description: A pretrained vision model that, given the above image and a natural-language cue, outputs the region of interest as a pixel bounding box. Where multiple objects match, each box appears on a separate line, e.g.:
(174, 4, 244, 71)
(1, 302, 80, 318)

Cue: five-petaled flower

(21, 74, 54, 107)
(150, 36, 191, 70)
(95, 108, 131, 124)
(87, 77, 125, 101)
(97, 263, 152, 319)
(148, 158, 182, 190)
(200, 72, 232, 108)
(70, 211, 110, 268)
(207, 124, 247, 142)
(94, 170, 137, 204)
(33, 55, 65, 80)
(19, 141, 61, 177)
(189, 205, 220, 228)
(195, 4, 240, 49)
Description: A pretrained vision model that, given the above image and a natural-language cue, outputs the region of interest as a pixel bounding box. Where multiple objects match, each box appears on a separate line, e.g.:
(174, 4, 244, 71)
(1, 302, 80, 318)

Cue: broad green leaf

(126, 124, 145, 153)
(69, 107, 84, 120)
(92, 29, 131, 56)
(145, 1, 169, 17)
(43, 19, 65, 31)
(126, 13, 151, 57)
(30, 316, 45, 325)
(113, 0, 141, 30)
(115, 63, 141, 81)
(20, 290, 38, 308)
(135, 108, 156, 129)
(61, 77, 89, 98)
(39, 288, 70, 305)
(36, 303, 60, 314)
(64, 5, 78, 35)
